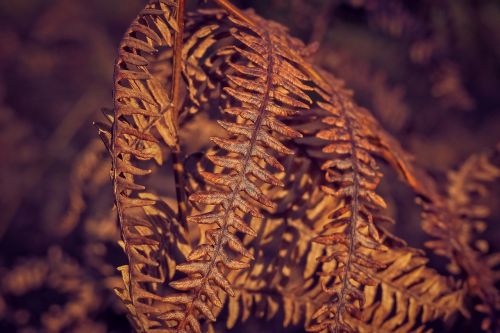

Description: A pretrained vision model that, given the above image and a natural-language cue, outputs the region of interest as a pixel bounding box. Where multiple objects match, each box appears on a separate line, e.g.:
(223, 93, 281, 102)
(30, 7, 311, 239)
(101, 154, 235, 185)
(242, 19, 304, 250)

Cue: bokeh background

(0, 0, 499, 332)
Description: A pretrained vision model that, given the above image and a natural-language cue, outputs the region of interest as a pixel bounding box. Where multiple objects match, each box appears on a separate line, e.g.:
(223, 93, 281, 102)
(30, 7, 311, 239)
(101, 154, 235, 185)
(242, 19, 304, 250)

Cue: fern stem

(172, 148, 188, 230)
(212, 0, 255, 26)
(171, 0, 185, 128)
(170, 0, 189, 231)
(333, 100, 360, 333)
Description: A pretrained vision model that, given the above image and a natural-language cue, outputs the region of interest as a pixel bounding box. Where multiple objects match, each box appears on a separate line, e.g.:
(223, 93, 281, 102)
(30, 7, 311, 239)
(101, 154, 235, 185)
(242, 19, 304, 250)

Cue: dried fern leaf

(309, 80, 497, 332)
(240, 203, 464, 333)
(303, 71, 392, 333)
(109, 0, 189, 330)
(102, 1, 488, 332)
(159, 10, 328, 332)
(115, 194, 190, 332)
(300, 65, 470, 332)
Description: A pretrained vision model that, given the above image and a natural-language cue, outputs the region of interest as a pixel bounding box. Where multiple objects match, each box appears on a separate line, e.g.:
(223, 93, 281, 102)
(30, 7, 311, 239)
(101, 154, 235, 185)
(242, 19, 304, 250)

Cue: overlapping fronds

(284, 215, 464, 333)
(254, 155, 333, 282)
(100, 1, 499, 333)
(221, 156, 333, 329)
(349, 248, 464, 333)
(380, 144, 500, 332)
(364, 135, 500, 332)
(2, 0, 500, 332)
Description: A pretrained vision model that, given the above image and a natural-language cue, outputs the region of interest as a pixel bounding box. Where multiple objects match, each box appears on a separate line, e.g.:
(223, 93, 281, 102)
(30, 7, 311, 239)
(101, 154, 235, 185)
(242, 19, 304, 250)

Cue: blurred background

(0, 0, 499, 332)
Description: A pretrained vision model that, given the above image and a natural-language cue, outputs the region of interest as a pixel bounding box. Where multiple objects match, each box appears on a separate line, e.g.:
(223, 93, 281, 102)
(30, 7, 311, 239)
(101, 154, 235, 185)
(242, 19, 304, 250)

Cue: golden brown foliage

(94, 1, 500, 333)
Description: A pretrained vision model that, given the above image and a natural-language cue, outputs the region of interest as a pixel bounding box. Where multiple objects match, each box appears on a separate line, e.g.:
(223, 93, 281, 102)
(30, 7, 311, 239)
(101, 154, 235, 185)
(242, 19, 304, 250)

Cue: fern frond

(160, 11, 322, 332)
(306, 72, 390, 333)
(108, 0, 187, 330)
(98, 2, 492, 332)
(276, 209, 464, 333)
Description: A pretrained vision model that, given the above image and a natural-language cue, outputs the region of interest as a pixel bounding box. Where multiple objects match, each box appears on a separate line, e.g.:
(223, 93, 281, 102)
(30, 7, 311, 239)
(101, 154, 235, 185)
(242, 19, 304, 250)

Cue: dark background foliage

(0, 0, 499, 332)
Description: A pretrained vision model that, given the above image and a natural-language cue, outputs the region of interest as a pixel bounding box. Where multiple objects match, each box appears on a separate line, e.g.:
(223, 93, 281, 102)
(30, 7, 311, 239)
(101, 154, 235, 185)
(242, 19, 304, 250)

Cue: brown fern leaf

(100, 2, 487, 332)
(306, 73, 391, 333)
(252, 180, 463, 333)
(115, 194, 191, 332)
(303, 65, 468, 331)
(105, 0, 187, 330)
(309, 246, 465, 333)
(160, 11, 323, 333)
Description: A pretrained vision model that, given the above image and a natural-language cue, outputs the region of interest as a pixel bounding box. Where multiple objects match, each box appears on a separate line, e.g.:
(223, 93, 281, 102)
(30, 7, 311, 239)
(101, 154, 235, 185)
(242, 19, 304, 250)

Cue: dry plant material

(0, 247, 104, 333)
(98, 1, 500, 332)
